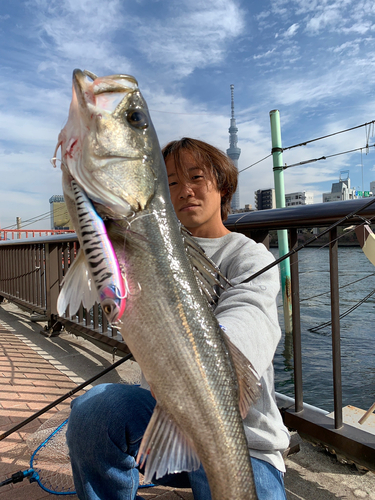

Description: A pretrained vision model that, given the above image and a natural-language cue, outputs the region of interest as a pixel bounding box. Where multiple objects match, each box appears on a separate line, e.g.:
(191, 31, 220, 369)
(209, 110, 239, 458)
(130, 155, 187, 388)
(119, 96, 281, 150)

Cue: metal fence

(0, 198, 374, 469)
(0, 233, 129, 356)
(225, 198, 375, 471)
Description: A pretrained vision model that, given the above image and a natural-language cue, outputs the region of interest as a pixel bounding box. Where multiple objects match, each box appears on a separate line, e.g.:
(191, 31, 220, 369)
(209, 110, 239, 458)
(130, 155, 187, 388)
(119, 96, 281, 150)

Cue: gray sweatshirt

(194, 231, 290, 473)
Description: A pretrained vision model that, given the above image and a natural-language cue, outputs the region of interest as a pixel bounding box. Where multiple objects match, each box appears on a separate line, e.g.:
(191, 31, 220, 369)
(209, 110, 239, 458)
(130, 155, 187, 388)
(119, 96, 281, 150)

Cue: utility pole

(270, 110, 292, 334)
(16, 217, 21, 239)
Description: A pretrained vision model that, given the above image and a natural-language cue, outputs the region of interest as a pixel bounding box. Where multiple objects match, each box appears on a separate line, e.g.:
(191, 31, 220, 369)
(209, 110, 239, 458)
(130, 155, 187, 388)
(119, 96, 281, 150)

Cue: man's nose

(179, 182, 194, 198)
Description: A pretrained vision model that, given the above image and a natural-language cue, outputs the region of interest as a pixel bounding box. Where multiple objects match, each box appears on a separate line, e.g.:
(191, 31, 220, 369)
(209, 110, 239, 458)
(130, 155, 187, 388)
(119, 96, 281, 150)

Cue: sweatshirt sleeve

(214, 239, 281, 378)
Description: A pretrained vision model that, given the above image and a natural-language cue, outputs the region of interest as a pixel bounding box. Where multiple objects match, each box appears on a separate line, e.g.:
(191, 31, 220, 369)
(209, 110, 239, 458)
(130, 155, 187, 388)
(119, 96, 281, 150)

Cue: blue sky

(2, 0, 375, 229)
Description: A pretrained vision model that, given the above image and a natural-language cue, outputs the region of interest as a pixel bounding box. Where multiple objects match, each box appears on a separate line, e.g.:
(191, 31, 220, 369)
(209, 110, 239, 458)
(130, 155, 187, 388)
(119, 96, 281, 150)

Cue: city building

(322, 172, 358, 203)
(49, 195, 72, 230)
(254, 188, 276, 210)
(226, 84, 241, 211)
(232, 203, 254, 214)
(370, 181, 375, 195)
(285, 191, 314, 207)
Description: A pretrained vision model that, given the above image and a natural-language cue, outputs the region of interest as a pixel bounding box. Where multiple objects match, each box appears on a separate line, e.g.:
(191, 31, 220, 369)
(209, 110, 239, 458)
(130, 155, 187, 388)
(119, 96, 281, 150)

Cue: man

(67, 138, 289, 500)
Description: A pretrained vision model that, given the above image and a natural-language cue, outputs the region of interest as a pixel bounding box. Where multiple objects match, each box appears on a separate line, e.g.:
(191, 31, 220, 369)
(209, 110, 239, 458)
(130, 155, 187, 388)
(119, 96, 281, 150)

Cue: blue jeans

(66, 384, 287, 500)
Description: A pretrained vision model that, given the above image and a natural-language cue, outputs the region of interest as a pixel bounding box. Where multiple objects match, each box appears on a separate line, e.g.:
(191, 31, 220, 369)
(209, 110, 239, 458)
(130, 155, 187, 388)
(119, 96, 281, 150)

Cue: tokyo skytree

(226, 84, 241, 211)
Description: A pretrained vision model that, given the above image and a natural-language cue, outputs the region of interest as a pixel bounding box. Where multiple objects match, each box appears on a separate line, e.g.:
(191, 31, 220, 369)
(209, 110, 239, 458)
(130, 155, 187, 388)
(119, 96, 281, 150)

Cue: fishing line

(239, 197, 375, 285)
(241, 200, 375, 327)
(309, 288, 375, 333)
(0, 352, 133, 442)
(300, 272, 375, 302)
(277, 271, 375, 308)
(275, 214, 375, 303)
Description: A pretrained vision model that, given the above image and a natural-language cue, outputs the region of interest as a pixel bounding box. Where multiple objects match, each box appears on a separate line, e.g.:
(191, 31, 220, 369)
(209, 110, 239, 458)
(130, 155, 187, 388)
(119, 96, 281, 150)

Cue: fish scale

(112, 207, 257, 499)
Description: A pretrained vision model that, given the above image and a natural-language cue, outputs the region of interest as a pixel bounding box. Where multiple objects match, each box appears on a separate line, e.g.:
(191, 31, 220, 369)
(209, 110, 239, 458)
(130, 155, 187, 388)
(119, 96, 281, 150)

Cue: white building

(322, 174, 358, 203)
(285, 191, 314, 207)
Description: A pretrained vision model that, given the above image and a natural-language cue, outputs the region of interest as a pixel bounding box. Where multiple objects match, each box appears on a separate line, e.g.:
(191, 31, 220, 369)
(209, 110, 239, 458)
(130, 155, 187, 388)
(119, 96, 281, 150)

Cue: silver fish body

(56, 69, 258, 500)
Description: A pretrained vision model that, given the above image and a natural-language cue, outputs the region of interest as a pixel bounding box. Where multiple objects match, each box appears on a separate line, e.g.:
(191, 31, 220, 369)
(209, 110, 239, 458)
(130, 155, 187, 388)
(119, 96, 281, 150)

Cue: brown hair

(162, 137, 238, 221)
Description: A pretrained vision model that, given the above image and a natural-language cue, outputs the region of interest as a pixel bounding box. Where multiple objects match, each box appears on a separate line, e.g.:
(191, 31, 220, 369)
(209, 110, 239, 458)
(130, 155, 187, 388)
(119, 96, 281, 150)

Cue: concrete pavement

(0, 301, 374, 499)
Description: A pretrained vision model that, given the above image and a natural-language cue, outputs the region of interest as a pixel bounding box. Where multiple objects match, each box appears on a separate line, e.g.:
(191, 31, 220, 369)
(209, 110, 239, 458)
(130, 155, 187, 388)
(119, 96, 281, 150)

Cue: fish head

(55, 69, 164, 218)
(99, 283, 126, 325)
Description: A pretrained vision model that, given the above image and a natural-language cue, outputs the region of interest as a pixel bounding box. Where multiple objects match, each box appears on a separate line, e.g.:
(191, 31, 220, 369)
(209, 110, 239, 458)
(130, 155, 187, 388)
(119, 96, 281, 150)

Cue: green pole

(270, 109, 292, 334)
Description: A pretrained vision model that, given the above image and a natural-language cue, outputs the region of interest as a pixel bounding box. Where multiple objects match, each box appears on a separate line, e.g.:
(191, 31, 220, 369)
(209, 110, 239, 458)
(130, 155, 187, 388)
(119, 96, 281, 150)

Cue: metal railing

(0, 233, 130, 356)
(0, 229, 74, 241)
(0, 198, 375, 469)
(226, 198, 375, 471)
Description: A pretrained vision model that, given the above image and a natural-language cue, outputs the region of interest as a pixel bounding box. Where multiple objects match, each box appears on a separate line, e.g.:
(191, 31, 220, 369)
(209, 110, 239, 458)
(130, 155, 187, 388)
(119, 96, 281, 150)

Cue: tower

(226, 84, 241, 211)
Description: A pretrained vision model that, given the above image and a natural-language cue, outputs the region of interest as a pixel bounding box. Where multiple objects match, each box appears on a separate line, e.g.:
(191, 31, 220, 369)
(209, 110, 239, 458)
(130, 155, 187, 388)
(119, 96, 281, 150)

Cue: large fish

(54, 69, 260, 500)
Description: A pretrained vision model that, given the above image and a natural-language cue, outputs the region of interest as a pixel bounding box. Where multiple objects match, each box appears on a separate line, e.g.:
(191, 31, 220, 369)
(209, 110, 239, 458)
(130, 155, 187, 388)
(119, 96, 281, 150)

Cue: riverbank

(1, 302, 374, 499)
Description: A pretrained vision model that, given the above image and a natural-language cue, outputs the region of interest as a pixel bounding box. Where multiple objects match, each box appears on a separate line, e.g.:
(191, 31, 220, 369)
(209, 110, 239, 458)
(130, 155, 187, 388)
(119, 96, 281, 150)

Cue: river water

(271, 246, 375, 413)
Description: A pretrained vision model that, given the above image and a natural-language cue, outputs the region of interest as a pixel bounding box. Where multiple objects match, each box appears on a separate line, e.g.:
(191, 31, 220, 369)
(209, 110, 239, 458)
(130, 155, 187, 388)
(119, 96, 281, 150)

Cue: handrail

(0, 229, 74, 241)
(226, 198, 375, 231)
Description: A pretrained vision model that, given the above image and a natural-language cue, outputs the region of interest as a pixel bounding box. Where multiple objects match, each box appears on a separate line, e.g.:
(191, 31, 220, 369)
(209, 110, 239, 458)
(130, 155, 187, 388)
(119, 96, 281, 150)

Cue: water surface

(271, 246, 375, 412)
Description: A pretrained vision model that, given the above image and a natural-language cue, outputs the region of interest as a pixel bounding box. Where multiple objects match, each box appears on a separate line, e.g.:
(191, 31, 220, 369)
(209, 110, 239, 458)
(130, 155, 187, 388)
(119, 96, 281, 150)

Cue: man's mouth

(180, 204, 199, 211)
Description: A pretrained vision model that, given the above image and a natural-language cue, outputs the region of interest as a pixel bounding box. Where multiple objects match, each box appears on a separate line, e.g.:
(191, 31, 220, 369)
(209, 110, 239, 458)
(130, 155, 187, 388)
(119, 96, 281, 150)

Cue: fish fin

(223, 333, 261, 419)
(137, 404, 200, 482)
(182, 226, 232, 304)
(57, 249, 98, 316)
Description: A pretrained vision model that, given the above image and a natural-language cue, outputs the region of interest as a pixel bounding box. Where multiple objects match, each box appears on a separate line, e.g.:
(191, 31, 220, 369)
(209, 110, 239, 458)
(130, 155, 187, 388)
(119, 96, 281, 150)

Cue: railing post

(290, 229, 303, 412)
(329, 227, 343, 429)
(45, 242, 62, 332)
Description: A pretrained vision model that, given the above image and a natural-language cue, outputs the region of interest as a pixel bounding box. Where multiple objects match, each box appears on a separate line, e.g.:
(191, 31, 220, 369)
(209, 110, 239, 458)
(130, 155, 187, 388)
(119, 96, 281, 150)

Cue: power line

(238, 119, 375, 175)
(238, 154, 272, 173)
(283, 143, 375, 170)
(283, 119, 375, 152)
(1, 205, 70, 230)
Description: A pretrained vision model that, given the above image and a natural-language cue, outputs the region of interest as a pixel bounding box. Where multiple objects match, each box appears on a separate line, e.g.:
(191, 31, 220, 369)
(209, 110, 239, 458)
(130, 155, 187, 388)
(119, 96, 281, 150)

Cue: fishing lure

(57, 180, 126, 324)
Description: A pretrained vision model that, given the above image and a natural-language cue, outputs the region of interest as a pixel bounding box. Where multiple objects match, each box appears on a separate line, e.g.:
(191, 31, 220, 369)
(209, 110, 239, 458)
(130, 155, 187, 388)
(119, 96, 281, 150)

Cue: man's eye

(169, 182, 177, 187)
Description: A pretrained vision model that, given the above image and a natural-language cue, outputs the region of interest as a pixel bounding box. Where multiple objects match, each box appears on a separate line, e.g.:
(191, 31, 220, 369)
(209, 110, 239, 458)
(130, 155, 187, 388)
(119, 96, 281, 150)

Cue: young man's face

(165, 150, 228, 238)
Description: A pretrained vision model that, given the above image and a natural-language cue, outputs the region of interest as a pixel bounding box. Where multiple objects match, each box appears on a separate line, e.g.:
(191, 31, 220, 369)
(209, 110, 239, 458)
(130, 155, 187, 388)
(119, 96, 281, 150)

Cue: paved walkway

(0, 301, 374, 499)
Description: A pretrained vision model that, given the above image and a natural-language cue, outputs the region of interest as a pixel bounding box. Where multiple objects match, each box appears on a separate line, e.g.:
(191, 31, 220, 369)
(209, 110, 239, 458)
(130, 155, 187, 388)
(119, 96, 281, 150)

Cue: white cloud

(283, 23, 299, 37)
(134, 1, 245, 77)
(341, 22, 373, 34)
(305, 8, 341, 34)
(253, 48, 276, 60)
(28, 0, 132, 74)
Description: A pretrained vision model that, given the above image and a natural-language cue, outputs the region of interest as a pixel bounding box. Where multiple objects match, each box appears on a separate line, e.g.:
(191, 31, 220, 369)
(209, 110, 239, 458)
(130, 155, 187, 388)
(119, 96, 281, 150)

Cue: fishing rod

(240, 196, 375, 284)
(0, 351, 133, 442)
(2, 199, 375, 440)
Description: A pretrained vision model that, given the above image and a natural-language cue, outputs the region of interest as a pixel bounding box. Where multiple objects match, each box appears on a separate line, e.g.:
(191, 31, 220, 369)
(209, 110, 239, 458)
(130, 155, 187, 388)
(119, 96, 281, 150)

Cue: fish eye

(103, 305, 112, 314)
(126, 109, 148, 129)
